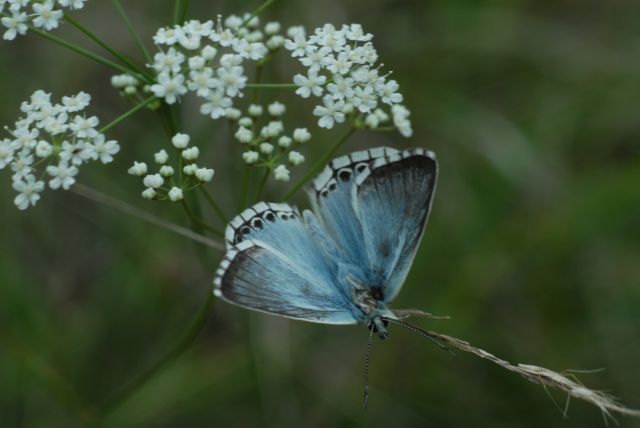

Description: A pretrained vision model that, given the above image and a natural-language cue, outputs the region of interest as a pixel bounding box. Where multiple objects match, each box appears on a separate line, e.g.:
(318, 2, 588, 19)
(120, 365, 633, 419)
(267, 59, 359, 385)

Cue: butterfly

(214, 147, 438, 404)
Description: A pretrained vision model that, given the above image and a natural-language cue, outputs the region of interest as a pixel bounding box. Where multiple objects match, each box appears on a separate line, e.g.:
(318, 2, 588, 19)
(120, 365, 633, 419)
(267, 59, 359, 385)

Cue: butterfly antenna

(385, 318, 456, 356)
(363, 324, 374, 409)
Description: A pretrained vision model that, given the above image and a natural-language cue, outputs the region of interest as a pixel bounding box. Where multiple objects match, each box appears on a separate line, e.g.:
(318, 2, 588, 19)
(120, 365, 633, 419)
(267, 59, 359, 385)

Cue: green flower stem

(181, 200, 224, 238)
(169, 105, 181, 135)
(158, 104, 179, 137)
(239, 164, 250, 210)
(112, 0, 152, 63)
(98, 96, 156, 134)
(173, 0, 182, 25)
(246, 83, 297, 89)
(71, 184, 224, 250)
(251, 64, 264, 104)
(99, 288, 215, 415)
(253, 168, 271, 203)
(181, 0, 191, 23)
(63, 14, 151, 81)
(239, 0, 275, 30)
(199, 186, 228, 225)
(173, 0, 190, 24)
(154, 108, 173, 140)
(283, 127, 357, 201)
(24, 23, 141, 78)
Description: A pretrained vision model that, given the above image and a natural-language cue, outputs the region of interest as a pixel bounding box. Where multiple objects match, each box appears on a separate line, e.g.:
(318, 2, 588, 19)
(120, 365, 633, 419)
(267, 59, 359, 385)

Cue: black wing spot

(356, 163, 368, 173)
(278, 212, 289, 221)
(321, 190, 329, 198)
(265, 212, 275, 222)
(338, 168, 352, 181)
(328, 182, 337, 192)
(240, 226, 251, 235)
(252, 218, 263, 229)
(236, 235, 244, 243)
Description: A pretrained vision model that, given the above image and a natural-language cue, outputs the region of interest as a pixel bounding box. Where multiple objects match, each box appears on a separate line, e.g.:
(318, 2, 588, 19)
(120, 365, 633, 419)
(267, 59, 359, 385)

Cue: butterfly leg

(370, 316, 389, 339)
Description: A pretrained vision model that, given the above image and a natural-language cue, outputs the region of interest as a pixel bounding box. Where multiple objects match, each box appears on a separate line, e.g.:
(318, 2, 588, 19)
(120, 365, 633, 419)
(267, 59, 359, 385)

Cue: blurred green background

(1, 0, 639, 427)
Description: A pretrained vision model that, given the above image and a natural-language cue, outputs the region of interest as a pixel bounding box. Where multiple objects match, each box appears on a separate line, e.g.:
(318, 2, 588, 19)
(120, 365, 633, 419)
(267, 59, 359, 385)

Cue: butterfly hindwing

(216, 202, 359, 324)
(353, 148, 438, 302)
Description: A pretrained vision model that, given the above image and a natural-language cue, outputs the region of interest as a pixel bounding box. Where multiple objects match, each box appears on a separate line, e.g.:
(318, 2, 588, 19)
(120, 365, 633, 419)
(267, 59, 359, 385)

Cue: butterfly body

(214, 147, 438, 339)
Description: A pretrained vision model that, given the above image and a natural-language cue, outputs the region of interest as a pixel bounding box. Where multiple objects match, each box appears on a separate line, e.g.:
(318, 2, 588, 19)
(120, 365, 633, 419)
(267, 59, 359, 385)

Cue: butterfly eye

(264, 212, 276, 222)
(251, 218, 264, 229)
(338, 168, 352, 181)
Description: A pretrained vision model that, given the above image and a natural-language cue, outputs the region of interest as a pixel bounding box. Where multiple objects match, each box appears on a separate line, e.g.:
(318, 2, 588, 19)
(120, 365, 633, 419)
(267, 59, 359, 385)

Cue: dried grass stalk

(388, 319, 640, 423)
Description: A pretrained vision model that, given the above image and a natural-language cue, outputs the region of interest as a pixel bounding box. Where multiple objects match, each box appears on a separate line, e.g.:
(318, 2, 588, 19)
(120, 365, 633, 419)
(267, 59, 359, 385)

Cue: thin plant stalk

(98, 96, 156, 134)
(71, 184, 224, 251)
(239, 164, 250, 210)
(26, 23, 141, 79)
(246, 83, 297, 89)
(387, 319, 640, 422)
(253, 168, 270, 203)
(179, 0, 190, 23)
(172, 0, 190, 25)
(239, 0, 275, 30)
(199, 186, 228, 225)
(112, 0, 152, 63)
(181, 200, 224, 238)
(63, 14, 150, 79)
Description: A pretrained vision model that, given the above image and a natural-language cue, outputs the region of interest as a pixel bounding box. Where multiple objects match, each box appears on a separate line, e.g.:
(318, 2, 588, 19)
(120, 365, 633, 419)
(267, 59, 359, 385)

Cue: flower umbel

(226, 100, 310, 182)
(286, 23, 413, 136)
(1, 90, 119, 210)
(129, 132, 215, 202)
(1, 0, 88, 41)
(139, 15, 284, 120)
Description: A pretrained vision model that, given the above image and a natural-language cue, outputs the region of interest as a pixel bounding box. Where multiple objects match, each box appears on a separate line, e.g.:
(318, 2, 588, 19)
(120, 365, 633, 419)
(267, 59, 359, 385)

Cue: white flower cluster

(1, 0, 87, 41)
(146, 15, 285, 119)
(128, 132, 214, 201)
(285, 24, 413, 137)
(0, 90, 119, 210)
(229, 101, 310, 182)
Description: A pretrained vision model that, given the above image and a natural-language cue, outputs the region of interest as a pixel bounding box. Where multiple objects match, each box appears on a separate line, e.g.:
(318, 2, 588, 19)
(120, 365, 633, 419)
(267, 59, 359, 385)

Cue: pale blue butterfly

(214, 146, 438, 404)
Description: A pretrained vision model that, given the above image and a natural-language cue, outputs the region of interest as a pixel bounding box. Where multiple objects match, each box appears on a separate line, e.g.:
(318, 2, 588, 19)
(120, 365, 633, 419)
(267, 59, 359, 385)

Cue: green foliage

(0, 1, 639, 427)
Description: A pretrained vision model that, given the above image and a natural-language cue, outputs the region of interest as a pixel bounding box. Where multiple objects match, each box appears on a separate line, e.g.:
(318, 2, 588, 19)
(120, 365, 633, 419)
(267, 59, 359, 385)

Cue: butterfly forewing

(308, 147, 400, 283)
(353, 148, 438, 302)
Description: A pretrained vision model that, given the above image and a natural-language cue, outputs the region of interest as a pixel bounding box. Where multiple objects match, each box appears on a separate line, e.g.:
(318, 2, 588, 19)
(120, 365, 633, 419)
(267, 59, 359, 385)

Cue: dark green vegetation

(1, 1, 639, 427)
